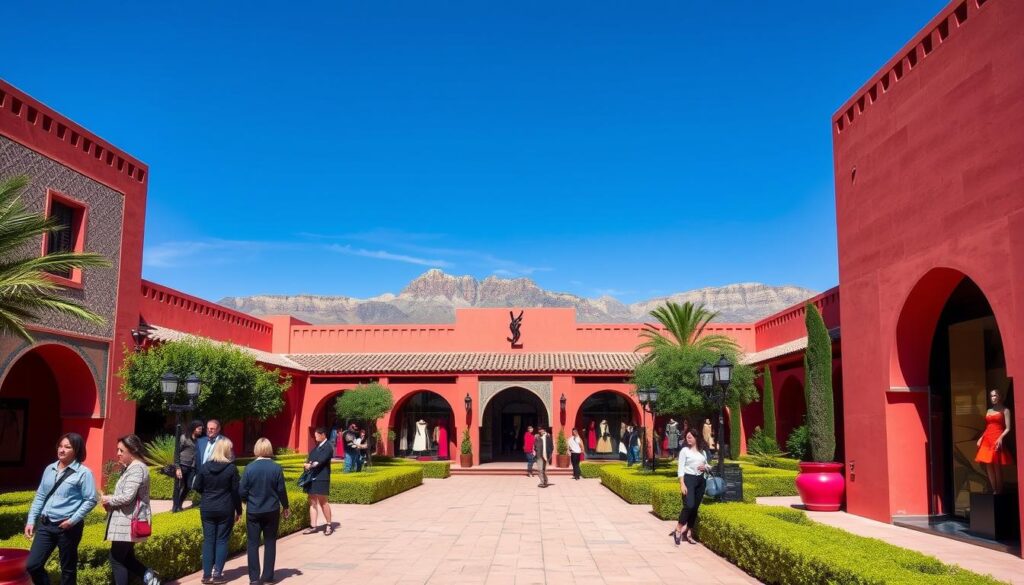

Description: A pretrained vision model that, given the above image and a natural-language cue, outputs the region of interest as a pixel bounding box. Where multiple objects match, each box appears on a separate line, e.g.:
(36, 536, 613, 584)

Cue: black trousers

(26, 519, 84, 585)
(570, 453, 581, 478)
(109, 541, 147, 585)
(246, 510, 281, 583)
(678, 474, 707, 528)
(172, 465, 195, 511)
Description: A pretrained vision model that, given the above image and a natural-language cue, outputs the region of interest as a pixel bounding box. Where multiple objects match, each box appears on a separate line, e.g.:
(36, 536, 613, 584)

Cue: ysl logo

(507, 310, 523, 346)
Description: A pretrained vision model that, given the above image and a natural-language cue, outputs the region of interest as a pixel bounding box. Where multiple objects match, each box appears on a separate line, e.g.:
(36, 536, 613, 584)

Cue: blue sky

(2, 1, 947, 303)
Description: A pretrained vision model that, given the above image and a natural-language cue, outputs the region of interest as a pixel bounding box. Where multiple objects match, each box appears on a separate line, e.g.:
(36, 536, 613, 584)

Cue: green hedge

(0, 503, 108, 541)
(739, 454, 801, 472)
(277, 458, 423, 504)
(698, 504, 1003, 585)
(0, 490, 310, 585)
(372, 457, 451, 479)
(579, 460, 618, 479)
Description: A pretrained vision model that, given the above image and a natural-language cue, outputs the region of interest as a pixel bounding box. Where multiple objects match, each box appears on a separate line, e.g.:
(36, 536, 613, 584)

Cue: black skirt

(305, 480, 329, 496)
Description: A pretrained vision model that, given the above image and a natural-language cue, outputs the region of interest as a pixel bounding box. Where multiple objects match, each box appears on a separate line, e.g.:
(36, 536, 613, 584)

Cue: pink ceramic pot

(0, 549, 30, 585)
(795, 462, 845, 511)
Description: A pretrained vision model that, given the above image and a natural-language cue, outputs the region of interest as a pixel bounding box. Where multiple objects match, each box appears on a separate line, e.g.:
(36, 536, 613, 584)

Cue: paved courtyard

(169, 476, 757, 585)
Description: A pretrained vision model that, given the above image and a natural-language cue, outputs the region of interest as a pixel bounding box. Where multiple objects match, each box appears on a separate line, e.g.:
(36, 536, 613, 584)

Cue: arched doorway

(777, 376, 805, 448)
(391, 391, 454, 460)
(912, 276, 1016, 519)
(575, 391, 638, 460)
(480, 387, 548, 463)
(0, 344, 99, 489)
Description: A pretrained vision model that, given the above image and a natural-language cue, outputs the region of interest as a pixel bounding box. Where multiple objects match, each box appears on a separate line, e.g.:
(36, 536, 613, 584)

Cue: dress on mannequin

(413, 419, 428, 451)
(587, 420, 597, 451)
(400, 423, 409, 452)
(437, 422, 449, 459)
(976, 411, 1013, 465)
(596, 420, 613, 453)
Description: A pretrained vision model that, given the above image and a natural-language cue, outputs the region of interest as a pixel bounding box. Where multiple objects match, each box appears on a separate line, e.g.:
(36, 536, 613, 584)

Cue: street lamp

(464, 393, 472, 413)
(559, 393, 567, 413)
(699, 355, 733, 478)
(161, 371, 201, 505)
(636, 387, 659, 472)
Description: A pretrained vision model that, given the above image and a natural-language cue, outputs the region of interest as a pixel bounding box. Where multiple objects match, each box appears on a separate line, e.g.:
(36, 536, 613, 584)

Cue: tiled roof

(286, 352, 646, 374)
(740, 327, 841, 366)
(145, 325, 304, 370)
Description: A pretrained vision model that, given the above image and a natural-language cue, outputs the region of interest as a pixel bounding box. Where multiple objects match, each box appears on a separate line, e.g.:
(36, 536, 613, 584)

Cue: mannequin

(400, 420, 409, 453)
(666, 419, 679, 457)
(976, 389, 1013, 494)
(596, 419, 613, 453)
(413, 419, 428, 452)
(587, 420, 597, 452)
(703, 418, 715, 451)
(619, 421, 627, 443)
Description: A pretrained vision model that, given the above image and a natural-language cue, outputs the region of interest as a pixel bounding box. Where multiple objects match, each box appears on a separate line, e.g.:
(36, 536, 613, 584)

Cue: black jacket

(194, 461, 242, 517)
(307, 441, 333, 482)
(533, 433, 554, 460)
(239, 459, 289, 515)
(626, 430, 640, 449)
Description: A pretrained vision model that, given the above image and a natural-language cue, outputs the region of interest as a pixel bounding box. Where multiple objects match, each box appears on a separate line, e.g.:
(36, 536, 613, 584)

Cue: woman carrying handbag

(669, 429, 708, 546)
(102, 434, 161, 585)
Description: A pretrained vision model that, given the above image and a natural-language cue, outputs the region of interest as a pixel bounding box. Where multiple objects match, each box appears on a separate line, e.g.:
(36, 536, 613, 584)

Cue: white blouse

(677, 447, 707, 477)
(567, 436, 583, 454)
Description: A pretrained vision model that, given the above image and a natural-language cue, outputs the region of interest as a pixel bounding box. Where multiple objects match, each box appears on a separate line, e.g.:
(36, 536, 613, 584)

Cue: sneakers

(143, 569, 161, 585)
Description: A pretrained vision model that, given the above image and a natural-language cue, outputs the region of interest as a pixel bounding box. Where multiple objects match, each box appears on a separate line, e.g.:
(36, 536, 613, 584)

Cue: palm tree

(0, 175, 110, 342)
(635, 300, 739, 357)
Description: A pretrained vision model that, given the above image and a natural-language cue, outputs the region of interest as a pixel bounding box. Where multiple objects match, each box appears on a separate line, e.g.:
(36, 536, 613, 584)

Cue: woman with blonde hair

(240, 438, 291, 585)
(194, 438, 241, 584)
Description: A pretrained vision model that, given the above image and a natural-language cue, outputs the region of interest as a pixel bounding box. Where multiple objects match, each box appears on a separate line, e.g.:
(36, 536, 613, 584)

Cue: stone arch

(478, 380, 552, 424)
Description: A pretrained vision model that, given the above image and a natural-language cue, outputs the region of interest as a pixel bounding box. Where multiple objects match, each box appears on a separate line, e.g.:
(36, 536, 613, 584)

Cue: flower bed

(698, 504, 1003, 584)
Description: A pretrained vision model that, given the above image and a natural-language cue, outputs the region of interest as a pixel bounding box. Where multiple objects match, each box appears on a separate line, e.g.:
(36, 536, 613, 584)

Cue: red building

(1, 0, 1019, 553)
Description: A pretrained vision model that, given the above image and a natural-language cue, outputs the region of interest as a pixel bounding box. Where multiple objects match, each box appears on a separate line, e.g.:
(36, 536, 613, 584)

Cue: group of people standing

(328, 422, 370, 473)
(521, 426, 587, 484)
(24, 423, 292, 585)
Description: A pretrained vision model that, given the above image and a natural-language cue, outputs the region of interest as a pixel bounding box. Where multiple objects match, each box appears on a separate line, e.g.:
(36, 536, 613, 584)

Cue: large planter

(556, 454, 570, 468)
(0, 548, 30, 585)
(459, 454, 473, 468)
(795, 462, 845, 511)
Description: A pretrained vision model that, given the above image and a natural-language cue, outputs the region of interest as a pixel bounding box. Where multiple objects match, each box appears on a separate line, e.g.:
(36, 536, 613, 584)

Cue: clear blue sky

(2, 1, 947, 303)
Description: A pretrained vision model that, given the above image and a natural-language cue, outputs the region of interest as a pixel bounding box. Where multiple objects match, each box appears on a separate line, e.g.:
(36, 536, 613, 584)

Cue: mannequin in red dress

(975, 389, 1013, 494)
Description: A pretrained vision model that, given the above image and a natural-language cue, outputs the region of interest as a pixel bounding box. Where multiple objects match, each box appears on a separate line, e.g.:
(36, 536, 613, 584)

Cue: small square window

(43, 191, 88, 286)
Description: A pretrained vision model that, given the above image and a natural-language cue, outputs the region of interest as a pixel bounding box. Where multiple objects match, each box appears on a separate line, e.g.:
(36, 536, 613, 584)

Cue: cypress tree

(762, 366, 777, 444)
(804, 302, 835, 462)
(728, 394, 742, 459)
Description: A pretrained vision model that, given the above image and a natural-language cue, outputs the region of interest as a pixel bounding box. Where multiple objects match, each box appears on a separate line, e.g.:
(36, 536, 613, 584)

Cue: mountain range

(217, 269, 817, 324)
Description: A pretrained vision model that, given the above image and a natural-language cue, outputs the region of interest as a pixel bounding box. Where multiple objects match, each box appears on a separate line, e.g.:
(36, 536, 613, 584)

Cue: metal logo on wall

(507, 310, 523, 347)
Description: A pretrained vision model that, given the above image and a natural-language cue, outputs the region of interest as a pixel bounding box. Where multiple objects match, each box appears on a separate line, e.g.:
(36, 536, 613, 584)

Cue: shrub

(143, 435, 177, 467)
(0, 491, 310, 584)
(334, 383, 394, 425)
(326, 465, 422, 504)
(0, 490, 35, 506)
(762, 366, 776, 442)
(804, 302, 835, 462)
(579, 460, 617, 479)
(786, 424, 811, 462)
(556, 429, 568, 456)
(697, 504, 1002, 585)
(728, 394, 742, 459)
(746, 426, 781, 456)
(460, 428, 472, 455)
(0, 503, 107, 540)
(275, 446, 298, 456)
(739, 454, 800, 472)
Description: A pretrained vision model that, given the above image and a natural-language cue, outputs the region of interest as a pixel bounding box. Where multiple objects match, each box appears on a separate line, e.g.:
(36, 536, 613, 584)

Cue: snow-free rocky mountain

(218, 269, 817, 325)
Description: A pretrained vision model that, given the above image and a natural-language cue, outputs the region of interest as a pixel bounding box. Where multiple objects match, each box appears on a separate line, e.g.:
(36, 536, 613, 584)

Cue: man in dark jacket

(341, 423, 359, 473)
(625, 425, 640, 467)
(534, 427, 554, 488)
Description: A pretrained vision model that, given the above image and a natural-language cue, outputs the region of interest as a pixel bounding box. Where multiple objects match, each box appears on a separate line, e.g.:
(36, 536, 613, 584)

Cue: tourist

(341, 423, 359, 473)
(172, 420, 203, 512)
(568, 428, 584, 480)
(24, 432, 99, 585)
(523, 425, 536, 478)
(194, 438, 242, 584)
(196, 419, 223, 468)
(240, 438, 291, 585)
(355, 429, 369, 471)
(534, 427, 553, 488)
(625, 425, 640, 467)
(670, 429, 708, 546)
(303, 427, 334, 535)
(102, 434, 160, 585)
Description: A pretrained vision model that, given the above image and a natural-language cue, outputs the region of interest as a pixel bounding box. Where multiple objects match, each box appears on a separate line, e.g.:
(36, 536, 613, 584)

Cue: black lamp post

(130, 328, 147, 352)
(559, 393, 567, 413)
(464, 393, 472, 414)
(699, 355, 733, 478)
(161, 371, 201, 495)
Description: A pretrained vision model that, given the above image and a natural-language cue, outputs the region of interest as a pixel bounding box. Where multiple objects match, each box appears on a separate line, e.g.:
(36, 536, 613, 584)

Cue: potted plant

(794, 303, 845, 511)
(555, 429, 570, 468)
(460, 428, 473, 468)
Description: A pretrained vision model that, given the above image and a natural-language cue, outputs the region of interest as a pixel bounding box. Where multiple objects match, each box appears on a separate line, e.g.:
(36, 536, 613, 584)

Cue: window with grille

(44, 197, 83, 281)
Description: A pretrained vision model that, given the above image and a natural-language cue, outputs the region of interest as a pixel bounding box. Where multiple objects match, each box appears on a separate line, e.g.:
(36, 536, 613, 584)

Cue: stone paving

(168, 476, 758, 585)
(758, 496, 1024, 584)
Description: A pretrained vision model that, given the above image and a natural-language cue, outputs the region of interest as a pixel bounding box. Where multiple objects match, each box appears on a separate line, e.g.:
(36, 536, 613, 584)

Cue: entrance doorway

(927, 278, 1016, 519)
(480, 387, 548, 463)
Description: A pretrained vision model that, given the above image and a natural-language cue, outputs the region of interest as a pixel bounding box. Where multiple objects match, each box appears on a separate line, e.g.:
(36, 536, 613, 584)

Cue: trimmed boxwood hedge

(579, 460, 619, 478)
(739, 454, 801, 472)
(372, 457, 451, 479)
(277, 457, 423, 504)
(698, 504, 1003, 585)
(0, 490, 311, 585)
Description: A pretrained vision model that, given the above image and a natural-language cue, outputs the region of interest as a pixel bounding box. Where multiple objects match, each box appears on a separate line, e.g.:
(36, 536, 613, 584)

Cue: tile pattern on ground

(168, 476, 759, 585)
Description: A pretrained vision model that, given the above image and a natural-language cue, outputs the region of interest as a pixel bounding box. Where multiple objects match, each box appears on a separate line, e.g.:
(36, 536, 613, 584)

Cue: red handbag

(131, 498, 152, 538)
